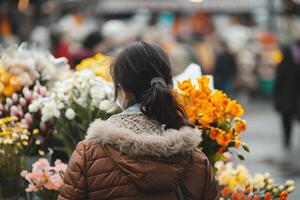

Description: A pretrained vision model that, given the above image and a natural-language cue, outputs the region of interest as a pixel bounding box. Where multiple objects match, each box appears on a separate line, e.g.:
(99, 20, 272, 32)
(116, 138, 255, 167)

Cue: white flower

(41, 101, 60, 121)
(90, 85, 106, 100)
(286, 180, 294, 186)
(252, 174, 265, 189)
(287, 185, 295, 193)
(29, 101, 40, 113)
(99, 100, 112, 111)
(65, 108, 76, 120)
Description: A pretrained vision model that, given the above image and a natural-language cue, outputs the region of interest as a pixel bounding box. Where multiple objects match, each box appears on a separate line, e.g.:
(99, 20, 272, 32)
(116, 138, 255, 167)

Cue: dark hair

(111, 41, 188, 130)
(83, 31, 103, 49)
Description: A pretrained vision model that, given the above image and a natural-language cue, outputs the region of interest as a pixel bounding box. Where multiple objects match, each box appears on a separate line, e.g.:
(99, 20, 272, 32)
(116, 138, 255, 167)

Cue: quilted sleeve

(202, 158, 220, 200)
(58, 141, 88, 200)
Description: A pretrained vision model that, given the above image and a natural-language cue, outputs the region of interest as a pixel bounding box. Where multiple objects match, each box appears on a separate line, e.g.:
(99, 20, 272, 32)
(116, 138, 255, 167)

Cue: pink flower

(21, 170, 28, 177)
(10, 105, 19, 116)
(32, 158, 50, 172)
(45, 174, 63, 191)
(25, 113, 33, 124)
(39, 122, 47, 131)
(54, 159, 67, 172)
(23, 87, 32, 101)
(19, 97, 27, 107)
(6, 97, 13, 106)
(12, 93, 19, 102)
(26, 184, 38, 192)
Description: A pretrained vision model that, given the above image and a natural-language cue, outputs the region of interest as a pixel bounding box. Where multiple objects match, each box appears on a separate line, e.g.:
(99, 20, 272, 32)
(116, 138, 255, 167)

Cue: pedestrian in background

(214, 41, 238, 97)
(274, 41, 300, 149)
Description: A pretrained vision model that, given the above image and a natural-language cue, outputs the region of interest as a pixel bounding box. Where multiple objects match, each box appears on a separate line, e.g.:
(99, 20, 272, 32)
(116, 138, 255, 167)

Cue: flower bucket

(0, 177, 22, 200)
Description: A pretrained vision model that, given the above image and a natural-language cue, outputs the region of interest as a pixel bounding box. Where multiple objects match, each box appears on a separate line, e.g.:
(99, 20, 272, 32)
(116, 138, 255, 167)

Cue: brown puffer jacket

(58, 112, 219, 200)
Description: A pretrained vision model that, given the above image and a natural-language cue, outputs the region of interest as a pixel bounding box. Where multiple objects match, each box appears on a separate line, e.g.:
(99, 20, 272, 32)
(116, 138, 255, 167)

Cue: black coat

(274, 47, 300, 115)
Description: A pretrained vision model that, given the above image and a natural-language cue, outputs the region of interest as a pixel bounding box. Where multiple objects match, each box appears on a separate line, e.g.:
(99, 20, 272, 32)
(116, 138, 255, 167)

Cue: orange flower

(280, 191, 288, 200)
(253, 195, 259, 200)
(226, 100, 244, 117)
(231, 191, 242, 200)
(265, 192, 272, 200)
(221, 187, 231, 197)
(197, 76, 211, 95)
(178, 80, 194, 96)
(235, 118, 247, 133)
(216, 131, 231, 146)
(209, 128, 220, 140)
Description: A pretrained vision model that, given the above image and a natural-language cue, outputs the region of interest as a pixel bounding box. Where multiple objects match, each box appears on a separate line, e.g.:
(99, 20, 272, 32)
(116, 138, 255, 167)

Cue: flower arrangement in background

(0, 43, 71, 95)
(175, 76, 248, 163)
(21, 158, 67, 200)
(29, 70, 119, 155)
(76, 53, 112, 81)
(215, 161, 295, 200)
(0, 67, 22, 97)
(0, 116, 40, 198)
(0, 82, 52, 154)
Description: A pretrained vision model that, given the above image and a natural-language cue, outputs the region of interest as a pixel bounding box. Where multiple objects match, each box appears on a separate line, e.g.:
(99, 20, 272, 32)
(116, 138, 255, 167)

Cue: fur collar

(86, 119, 202, 157)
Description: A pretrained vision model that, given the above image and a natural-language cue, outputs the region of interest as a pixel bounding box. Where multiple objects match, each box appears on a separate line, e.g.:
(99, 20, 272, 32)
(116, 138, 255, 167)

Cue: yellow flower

(76, 54, 112, 81)
(178, 80, 194, 96)
(225, 100, 244, 117)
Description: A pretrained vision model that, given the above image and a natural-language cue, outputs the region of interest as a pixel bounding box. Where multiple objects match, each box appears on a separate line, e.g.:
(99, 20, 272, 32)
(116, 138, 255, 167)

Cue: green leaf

(242, 143, 250, 153)
(238, 154, 245, 160)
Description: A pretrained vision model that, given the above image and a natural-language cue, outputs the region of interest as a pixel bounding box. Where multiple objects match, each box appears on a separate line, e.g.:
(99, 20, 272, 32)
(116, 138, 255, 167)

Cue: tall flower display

(29, 70, 119, 155)
(0, 116, 40, 198)
(175, 76, 248, 163)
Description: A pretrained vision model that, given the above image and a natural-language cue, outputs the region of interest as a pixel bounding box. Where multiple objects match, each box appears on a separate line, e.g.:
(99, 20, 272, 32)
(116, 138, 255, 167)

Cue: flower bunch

(0, 116, 40, 177)
(0, 67, 21, 97)
(215, 161, 295, 200)
(0, 83, 52, 143)
(175, 76, 248, 163)
(76, 53, 112, 81)
(21, 158, 67, 192)
(0, 44, 71, 91)
(29, 70, 119, 155)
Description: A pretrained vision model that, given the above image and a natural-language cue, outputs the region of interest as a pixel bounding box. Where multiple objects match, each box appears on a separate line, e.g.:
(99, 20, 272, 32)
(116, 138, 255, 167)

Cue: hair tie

(151, 77, 168, 87)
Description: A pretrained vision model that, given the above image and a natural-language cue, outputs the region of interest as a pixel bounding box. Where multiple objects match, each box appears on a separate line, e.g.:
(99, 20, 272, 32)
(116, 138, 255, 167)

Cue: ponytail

(140, 78, 187, 129)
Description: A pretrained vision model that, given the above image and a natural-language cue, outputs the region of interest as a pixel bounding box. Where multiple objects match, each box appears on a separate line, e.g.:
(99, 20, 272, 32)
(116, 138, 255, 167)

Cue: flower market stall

(0, 44, 296, 200)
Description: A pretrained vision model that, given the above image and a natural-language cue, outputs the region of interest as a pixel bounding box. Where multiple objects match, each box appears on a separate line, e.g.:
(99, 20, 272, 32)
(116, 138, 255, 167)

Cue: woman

(58, 41, 218, 200)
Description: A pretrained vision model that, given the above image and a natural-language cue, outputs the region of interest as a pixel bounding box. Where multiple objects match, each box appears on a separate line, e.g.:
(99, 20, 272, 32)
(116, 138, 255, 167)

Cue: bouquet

(76, 53, 112, 81)
(215, 161, 295, 200)
(0, 83, 52, 155)
(0, 116, 40, 198)
(0, 43, 71, 97)
(175, 76, 248, 164)
(21, 158, 67, 200)
(29, 70, 119, 155)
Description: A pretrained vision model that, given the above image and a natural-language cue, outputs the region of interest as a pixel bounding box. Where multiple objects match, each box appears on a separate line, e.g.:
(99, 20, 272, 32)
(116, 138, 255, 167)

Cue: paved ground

(236, 98, 300, 199)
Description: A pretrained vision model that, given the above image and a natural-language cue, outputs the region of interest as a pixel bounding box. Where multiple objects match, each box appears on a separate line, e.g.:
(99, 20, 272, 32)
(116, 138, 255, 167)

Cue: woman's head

(111, 41, 187, 129)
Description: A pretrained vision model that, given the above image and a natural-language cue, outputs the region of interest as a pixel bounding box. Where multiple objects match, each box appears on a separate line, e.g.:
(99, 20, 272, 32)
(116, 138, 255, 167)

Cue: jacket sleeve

(58, 141, 88, 200)
(202, 158, 220, 200)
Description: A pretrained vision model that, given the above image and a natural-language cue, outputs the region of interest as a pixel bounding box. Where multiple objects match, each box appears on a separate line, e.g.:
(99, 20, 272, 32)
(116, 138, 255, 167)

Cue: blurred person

(274, 41, 300, 149)
(72, 31, 106, 66)
(51, 32, 73, 66)
(214, 41, 238, 97)
(58, 42, 218, 200)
